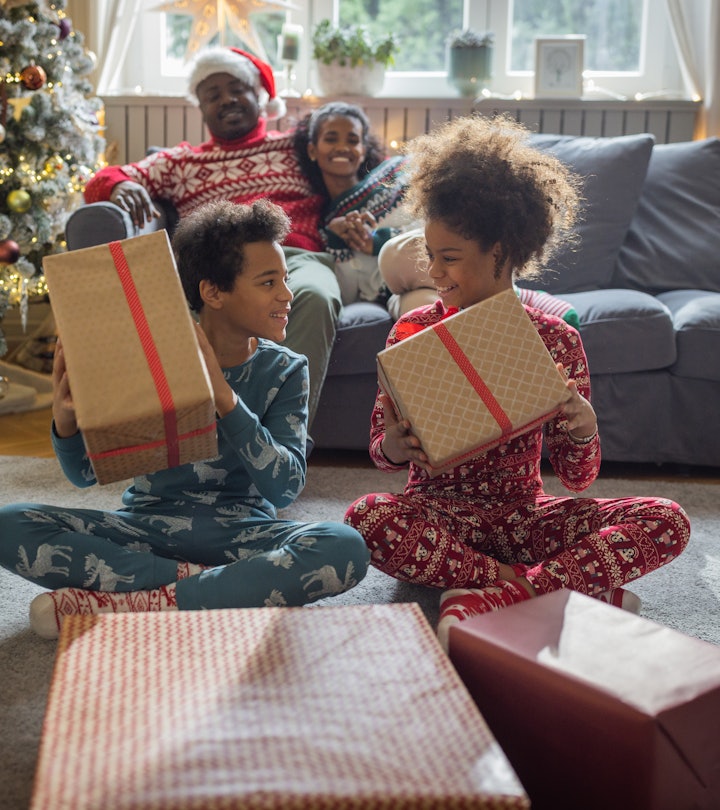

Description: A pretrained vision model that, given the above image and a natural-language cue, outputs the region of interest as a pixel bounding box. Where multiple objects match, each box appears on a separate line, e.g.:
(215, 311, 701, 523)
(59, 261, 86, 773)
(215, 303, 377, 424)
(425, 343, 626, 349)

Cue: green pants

(284, 248, 341, 428)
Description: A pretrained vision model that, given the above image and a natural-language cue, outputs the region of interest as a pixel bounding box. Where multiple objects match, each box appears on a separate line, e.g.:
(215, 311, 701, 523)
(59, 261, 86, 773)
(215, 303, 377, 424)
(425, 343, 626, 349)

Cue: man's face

(196, 72, 261, 141)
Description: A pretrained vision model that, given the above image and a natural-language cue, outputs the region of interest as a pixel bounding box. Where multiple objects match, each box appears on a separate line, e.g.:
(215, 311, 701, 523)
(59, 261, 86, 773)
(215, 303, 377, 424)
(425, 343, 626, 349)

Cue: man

(84, 47, 341, 430)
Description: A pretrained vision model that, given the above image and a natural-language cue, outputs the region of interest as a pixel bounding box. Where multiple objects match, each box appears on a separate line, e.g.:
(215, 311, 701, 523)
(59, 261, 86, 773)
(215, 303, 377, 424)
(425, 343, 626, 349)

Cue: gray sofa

(65, 133, 720, 469)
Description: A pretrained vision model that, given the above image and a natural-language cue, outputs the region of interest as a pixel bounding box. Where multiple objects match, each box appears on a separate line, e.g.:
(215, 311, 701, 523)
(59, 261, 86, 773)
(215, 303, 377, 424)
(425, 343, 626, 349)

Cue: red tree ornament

(0, 239, 20, 264)
(20, 65, 47, 91)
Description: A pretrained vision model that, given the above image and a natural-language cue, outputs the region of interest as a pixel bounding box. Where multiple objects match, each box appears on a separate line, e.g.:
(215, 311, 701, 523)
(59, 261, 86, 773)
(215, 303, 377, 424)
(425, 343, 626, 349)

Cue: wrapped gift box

(43, 231, 217, 484)
(377, 288, 570, 475)
(31, 604, 529, 810)
(448, 590, 720, 810)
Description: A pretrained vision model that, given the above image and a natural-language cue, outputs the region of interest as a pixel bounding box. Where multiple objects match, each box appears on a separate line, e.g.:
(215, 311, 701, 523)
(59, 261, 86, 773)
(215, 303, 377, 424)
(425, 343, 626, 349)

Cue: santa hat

(187, 46, 286, 121)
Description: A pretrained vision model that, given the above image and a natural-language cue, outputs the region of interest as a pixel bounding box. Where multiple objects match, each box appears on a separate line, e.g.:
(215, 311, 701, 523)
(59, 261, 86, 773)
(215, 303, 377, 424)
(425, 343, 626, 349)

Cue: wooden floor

(0, 407, 54, 458)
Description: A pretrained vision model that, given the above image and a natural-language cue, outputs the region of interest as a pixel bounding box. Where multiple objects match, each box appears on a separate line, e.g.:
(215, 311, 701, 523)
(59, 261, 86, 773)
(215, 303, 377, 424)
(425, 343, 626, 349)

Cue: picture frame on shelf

(534, 36, 585, 99)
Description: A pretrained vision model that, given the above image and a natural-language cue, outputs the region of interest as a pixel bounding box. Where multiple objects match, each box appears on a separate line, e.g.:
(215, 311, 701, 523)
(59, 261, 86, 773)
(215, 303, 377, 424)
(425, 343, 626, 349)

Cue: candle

(279, 22, 303, 62)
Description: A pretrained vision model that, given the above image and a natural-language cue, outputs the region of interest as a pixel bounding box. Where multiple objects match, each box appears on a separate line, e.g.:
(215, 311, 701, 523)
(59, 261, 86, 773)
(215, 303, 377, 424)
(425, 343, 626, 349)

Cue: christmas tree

(0, 0, 105, 359)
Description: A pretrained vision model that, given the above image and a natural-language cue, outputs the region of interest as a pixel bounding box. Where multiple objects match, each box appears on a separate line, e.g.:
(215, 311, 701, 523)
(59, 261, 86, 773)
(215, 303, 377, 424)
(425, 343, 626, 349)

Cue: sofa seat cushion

(564, 290, 676, 374)
(615, 137, 720, 293)
(326, 301, 393, 377)
(657, 290, 720, 382)
(523, 133, 655, 295)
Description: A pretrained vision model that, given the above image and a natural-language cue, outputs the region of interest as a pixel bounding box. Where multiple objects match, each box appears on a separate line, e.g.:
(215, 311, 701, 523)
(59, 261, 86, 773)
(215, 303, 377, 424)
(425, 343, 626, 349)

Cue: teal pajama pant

(0, 502, 369, 609)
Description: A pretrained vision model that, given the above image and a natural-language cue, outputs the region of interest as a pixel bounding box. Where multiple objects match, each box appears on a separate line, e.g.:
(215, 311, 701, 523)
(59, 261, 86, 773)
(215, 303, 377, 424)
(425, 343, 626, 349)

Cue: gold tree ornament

(150, 0, 299, 61)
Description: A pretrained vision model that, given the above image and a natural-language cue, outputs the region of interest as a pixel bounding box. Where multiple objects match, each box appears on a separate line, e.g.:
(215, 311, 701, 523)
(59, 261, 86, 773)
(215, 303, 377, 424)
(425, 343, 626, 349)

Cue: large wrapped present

(31, 604, 530, 810)
(43, 231, 217, 484)
(377, 288, 570, 475)
(448, 590, 720, 810)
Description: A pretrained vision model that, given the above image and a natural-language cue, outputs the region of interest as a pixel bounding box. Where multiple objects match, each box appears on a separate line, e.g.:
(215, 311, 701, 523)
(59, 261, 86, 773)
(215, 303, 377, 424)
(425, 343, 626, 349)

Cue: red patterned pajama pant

(344, 491, 690, 596)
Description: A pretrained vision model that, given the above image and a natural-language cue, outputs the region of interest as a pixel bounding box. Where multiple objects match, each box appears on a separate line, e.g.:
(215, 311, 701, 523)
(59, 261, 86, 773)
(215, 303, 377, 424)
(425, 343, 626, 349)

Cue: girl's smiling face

(308, 114, 366, 188)
(424, 219, 513, 310)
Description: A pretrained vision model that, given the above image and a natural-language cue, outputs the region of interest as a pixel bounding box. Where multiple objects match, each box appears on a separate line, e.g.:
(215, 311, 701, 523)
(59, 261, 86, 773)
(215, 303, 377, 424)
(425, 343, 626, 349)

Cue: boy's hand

(51, 338, 78, 438)
(194, 322, 237, 417)
(379, 394, 430, 471)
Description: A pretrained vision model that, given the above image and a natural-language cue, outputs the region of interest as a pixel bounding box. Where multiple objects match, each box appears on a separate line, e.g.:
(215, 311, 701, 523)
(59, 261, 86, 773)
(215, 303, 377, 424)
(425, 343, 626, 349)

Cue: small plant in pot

(447, 28, 494, 97)
(312, 19, 400, 96)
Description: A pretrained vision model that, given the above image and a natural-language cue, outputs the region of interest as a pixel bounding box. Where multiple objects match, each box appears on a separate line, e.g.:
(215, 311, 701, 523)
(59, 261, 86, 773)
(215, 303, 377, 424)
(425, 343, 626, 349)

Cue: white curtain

(665, 0, 720, 138)
(67, 0, 144, 96)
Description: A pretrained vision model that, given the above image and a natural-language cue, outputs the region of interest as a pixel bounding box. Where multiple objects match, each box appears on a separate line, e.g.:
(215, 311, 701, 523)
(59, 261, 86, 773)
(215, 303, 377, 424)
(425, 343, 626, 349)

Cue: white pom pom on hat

(187, 46, 287, 121)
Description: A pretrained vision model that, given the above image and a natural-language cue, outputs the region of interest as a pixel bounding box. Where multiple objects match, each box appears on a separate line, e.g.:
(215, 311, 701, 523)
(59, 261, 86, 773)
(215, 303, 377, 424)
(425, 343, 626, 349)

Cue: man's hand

(109, 181, 161, 228)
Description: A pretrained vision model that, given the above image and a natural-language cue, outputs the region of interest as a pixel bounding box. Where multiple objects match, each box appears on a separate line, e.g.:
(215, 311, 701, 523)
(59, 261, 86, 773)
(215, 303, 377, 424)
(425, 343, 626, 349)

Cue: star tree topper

(150, 0, 299, 61)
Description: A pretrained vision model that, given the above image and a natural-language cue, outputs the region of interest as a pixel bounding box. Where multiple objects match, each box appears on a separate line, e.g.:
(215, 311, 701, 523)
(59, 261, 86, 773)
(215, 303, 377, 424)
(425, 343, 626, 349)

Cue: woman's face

(308, 114, 366, 186)
(197, 72, 260, 141)
(424, 219, 512, 310)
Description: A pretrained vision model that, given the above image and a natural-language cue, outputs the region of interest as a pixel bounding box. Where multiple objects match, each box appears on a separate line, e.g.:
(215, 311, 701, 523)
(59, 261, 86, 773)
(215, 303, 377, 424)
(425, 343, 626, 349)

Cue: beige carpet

(1, 454, 719, 809)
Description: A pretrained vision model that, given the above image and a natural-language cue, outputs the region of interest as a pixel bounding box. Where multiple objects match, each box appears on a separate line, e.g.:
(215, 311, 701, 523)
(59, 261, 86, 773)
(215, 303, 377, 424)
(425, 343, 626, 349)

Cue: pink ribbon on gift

(434, 322, 513, 434)
(107, 240, 180, 468)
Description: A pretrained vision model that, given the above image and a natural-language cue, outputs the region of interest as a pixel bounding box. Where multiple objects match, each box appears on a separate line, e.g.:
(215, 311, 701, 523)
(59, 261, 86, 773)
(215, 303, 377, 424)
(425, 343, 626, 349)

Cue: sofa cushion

(326, 301, 393, 377)
(614, 137, 720, 294)
(563, 290, 676, 375)
(657, 290, 720, 382)
(520, 133, 655, 295)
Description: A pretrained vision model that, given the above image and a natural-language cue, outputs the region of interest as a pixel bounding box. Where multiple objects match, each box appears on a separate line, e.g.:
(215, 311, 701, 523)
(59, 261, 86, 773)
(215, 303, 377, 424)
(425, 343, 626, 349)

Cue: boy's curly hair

(402, 114, 583, 279)
(293, 102, 386, 196)
(172, 198, 291, 312)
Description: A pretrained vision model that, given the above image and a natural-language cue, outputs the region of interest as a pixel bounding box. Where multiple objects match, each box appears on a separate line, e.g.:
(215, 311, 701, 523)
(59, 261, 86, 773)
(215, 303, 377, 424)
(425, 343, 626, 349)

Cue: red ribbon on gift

(434, 322, 513, 434)
(107, 240, 180, 468)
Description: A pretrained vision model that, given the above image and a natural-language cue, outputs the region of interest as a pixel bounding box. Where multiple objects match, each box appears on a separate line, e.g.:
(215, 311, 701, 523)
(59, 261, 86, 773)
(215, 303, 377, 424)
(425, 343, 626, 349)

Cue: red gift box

(448, 589, 720, 810)
(31, 604, 530, 809)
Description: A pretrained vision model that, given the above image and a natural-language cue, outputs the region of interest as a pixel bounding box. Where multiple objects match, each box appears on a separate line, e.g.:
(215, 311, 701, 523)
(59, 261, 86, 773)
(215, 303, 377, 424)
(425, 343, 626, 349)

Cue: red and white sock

(595, 587, 641, 613)
(437, 580, 532, 653)
(29, 584, 178, 640)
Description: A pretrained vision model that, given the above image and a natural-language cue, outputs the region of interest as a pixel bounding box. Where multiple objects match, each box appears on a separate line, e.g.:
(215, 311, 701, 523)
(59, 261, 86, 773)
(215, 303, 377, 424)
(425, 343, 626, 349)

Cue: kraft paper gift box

(448, 590, 720, 810)
(31, 604, 530, 810)
(377, 288, 571, 475)
(43, 231, 217, 484)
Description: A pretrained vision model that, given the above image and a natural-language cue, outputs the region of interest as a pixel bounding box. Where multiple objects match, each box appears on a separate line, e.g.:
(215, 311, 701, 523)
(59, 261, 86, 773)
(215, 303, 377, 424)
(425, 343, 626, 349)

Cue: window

(120, 0, 682, 100)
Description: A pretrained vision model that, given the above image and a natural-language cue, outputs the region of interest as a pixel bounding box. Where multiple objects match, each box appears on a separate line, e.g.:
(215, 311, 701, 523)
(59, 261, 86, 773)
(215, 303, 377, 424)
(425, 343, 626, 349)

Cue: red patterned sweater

(371, 300, 601, 502)
(84, 120, 324, 252)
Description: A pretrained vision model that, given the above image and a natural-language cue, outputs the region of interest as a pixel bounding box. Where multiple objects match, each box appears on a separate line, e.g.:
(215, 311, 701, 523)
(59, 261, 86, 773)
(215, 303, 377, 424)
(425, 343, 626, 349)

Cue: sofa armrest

(65, 199, 177, 251)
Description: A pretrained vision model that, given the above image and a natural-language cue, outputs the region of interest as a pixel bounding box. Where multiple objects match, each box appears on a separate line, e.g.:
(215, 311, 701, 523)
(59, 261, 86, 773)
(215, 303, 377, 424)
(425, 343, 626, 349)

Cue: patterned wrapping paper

(43, 231, 217, 484)
(31, 604, 530, 810)
(449, 591, 720, 810)
(377, 288, 571, 475)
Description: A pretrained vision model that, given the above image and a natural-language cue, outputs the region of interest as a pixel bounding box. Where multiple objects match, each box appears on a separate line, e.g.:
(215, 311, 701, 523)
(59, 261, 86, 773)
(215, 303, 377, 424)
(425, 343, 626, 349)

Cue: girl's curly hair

(293, 102, 386, 196)
(402, 114, 583, 279)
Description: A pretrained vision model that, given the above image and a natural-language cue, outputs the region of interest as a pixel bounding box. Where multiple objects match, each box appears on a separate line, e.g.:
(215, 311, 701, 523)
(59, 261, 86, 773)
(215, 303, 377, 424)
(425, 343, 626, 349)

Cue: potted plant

(311, 19, 400, 96)
(447, 28, 494, 97)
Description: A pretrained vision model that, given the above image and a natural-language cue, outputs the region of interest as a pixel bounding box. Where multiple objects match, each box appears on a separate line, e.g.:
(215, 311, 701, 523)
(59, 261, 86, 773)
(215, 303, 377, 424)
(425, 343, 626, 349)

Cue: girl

(343, 115, 690, 650)
(0, 199, 369, 639)
(293, 102, 424, 311)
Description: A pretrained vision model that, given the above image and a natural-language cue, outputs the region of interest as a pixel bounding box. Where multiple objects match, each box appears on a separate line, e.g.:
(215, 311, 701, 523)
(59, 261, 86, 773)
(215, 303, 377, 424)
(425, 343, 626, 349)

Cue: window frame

(115, 0, 682, 101)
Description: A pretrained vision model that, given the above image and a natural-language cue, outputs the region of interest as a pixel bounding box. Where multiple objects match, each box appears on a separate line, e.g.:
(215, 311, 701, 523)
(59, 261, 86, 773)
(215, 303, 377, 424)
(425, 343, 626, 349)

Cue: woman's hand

(328, 211, 377, 254)
(194, 322, 238, 418)
(557, 363, 598, 441)
(109, 181, 161, 228)
(51, 338, 78, 438)
(379, 394, 430, 471)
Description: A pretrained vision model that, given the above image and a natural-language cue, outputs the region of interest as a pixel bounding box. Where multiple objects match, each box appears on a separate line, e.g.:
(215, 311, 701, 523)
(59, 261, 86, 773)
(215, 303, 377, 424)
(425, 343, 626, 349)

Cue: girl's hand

(557, 363, 597, 441)
(194, 323, 237, 418)
(379, 394, 430, 471)
(51, 338, 78, 438)
(328, 212, 376, 254)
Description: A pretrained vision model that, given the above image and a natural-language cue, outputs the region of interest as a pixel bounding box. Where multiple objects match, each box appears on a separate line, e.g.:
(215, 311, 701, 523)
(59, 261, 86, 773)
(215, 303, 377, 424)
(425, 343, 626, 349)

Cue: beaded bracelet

(568, 428, 598, 445)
